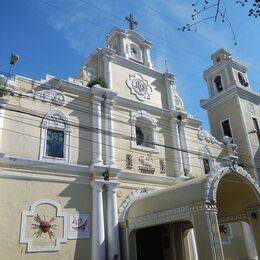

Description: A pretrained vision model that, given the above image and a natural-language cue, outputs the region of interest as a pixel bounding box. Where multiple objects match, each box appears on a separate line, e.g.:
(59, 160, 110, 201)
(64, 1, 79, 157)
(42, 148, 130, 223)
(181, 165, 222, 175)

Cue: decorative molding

(31, 89, 66, 105)
(159, 159, 166, 174)
(205, 166, 260, 203)
(174, 92, 185, 111)
(198, 130, 222, 145)
(128, 202, 217, 231)
(125, 154, 133, 169)
(20, 199, 68, 252)
(126, 73, 153, 101)
(130, 110, 159, 153)
(118, 187, 155, 222)
(218, 213, 248, 224)
(40, 110, 71, 162)
(139, 155, 155, 174)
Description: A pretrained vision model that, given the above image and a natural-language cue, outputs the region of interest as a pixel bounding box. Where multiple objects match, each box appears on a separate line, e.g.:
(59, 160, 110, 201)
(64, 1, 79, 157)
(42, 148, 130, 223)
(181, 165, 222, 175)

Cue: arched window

(238, 72, 248, 87)
(214, 76, 223, 92)
(40, 110, 71, 161)
(130, 111, 158, 153)
(199, 146, 214, 175)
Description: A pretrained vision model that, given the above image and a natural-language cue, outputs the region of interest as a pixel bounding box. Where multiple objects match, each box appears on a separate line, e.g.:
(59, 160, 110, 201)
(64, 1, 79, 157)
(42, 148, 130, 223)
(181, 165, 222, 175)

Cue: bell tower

(201, 48, 260, 183)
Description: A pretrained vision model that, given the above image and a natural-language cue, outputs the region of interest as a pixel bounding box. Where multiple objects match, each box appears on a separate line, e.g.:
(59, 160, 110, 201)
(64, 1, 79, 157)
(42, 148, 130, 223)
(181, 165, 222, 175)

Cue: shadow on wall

(59, 178, 92, 260)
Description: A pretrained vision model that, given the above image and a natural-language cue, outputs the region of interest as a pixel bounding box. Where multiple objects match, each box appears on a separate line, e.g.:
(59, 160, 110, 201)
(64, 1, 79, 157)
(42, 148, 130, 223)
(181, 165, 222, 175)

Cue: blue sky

(0, 0, 259, 130)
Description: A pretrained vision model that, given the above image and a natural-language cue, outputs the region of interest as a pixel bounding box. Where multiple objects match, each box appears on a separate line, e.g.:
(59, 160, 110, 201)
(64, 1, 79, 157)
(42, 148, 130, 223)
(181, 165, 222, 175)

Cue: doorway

(136, 226, 164, 260)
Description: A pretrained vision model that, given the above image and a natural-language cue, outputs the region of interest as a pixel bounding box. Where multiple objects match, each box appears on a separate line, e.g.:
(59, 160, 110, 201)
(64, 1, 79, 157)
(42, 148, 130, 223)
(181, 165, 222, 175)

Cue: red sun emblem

(32, 214, 58, 238)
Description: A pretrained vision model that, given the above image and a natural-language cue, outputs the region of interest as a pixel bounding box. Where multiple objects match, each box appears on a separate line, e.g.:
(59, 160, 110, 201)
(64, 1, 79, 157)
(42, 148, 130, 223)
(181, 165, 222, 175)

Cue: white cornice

(0, 154, 91, 174)
(201, 85, 260, 110)
(203, 59, 247, 80)
(118, 170, 184, 186)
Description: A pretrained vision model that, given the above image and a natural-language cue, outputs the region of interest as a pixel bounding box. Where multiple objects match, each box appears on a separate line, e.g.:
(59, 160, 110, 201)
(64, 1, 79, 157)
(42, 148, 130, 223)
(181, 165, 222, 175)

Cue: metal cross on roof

(125, 14, 138, 30)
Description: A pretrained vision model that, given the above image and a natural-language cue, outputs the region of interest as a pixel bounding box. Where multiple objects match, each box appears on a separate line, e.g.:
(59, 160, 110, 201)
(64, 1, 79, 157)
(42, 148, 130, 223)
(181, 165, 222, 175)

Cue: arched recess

(205, 166, 260, 208)
(40, 110, 71, 162)
(120, 167, 260, 260)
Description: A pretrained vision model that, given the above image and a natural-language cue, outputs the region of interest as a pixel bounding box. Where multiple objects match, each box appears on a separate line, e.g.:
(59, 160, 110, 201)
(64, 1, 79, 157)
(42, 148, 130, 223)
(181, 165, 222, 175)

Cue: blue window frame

(46, 129, 64, 158)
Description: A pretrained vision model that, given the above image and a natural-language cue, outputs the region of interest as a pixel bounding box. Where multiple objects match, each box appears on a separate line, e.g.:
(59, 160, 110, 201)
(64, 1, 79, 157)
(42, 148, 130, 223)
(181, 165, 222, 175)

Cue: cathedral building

(0, 21, 259, 260)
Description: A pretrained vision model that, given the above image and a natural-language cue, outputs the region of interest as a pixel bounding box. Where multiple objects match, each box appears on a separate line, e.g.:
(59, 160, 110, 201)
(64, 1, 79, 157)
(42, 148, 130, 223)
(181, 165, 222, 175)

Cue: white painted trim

(199, 146, 215, 175)
(130, 110, 159, 153)
(20, 199, 68, 252)
(40, 110, 71, 163)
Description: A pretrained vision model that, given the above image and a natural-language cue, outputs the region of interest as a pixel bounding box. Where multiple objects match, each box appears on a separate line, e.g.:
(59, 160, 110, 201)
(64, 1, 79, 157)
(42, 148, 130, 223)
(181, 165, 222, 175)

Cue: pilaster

(91, 92, 104, 165)
(142, 43, 152, 69)
(187, 229, 199, 260)
(106, 181, 120, 260)
(104, 97, 115, 166)
(242, 222, 258, 260)
(164, 72, 175, 111)
(178, 121, 192, 176)
(102, 54, 113, 90)
(170, 118, 183, 177)
(119, 32, 128, 59)
(90, 180, 106, 260)
(192, 209, 224, 260)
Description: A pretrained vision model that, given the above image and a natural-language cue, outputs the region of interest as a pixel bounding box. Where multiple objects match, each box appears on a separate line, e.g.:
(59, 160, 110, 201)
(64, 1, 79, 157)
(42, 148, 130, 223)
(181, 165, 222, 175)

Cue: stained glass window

(46, 129, 64, 158)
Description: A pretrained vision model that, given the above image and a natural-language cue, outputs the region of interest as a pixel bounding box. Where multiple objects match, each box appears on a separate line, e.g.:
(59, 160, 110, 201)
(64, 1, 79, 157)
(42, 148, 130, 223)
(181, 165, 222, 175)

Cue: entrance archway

(119, 166, 260, 260)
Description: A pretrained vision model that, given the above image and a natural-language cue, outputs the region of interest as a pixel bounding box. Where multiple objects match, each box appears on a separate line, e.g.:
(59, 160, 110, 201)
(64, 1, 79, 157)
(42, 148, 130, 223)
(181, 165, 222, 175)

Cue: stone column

(119, 32, 128, 59)
(192, 209, 224, 260)
(173, 224, 185, 260)
(104, 99, 115, 166)
(178, 121, 192, 176)
(0, 98, 8, 149)
(170, 118, 183, 177)
(91, 180, 106, 260)
(119, 222, 130, 260)
(187, 229, 199, 260)
(102, 55, 113, 90)
(249, 211, 260, 257)
(91, 95, 103, 165)
(106, 181, 120, 260)
(143, 43, 153, 69)
(242, 222, 258, 260)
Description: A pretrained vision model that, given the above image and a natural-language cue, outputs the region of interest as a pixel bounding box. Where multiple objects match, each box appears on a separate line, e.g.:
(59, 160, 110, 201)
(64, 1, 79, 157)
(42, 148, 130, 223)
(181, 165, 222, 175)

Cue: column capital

(141, 41, 152, 49)
(91, 180, 106, 192)
(163, 72, 175, 82)
(91, 86, 106, 99)
(106, 181, 120, 192)
(103, 90, 118, 103)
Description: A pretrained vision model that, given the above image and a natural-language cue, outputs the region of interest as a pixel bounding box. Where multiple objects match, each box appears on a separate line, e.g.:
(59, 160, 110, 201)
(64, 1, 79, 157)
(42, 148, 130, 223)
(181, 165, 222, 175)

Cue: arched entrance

(119, 166, 260, 260)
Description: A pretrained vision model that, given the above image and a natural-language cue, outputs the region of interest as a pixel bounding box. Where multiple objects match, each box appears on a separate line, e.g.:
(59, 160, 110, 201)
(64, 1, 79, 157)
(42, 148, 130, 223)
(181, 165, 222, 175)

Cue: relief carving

(126, 73, 153, 101)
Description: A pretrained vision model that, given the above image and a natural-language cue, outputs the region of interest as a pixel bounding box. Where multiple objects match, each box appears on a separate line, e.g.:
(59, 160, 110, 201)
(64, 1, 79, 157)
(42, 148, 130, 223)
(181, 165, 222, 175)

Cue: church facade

(0, 24, 259, 260)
